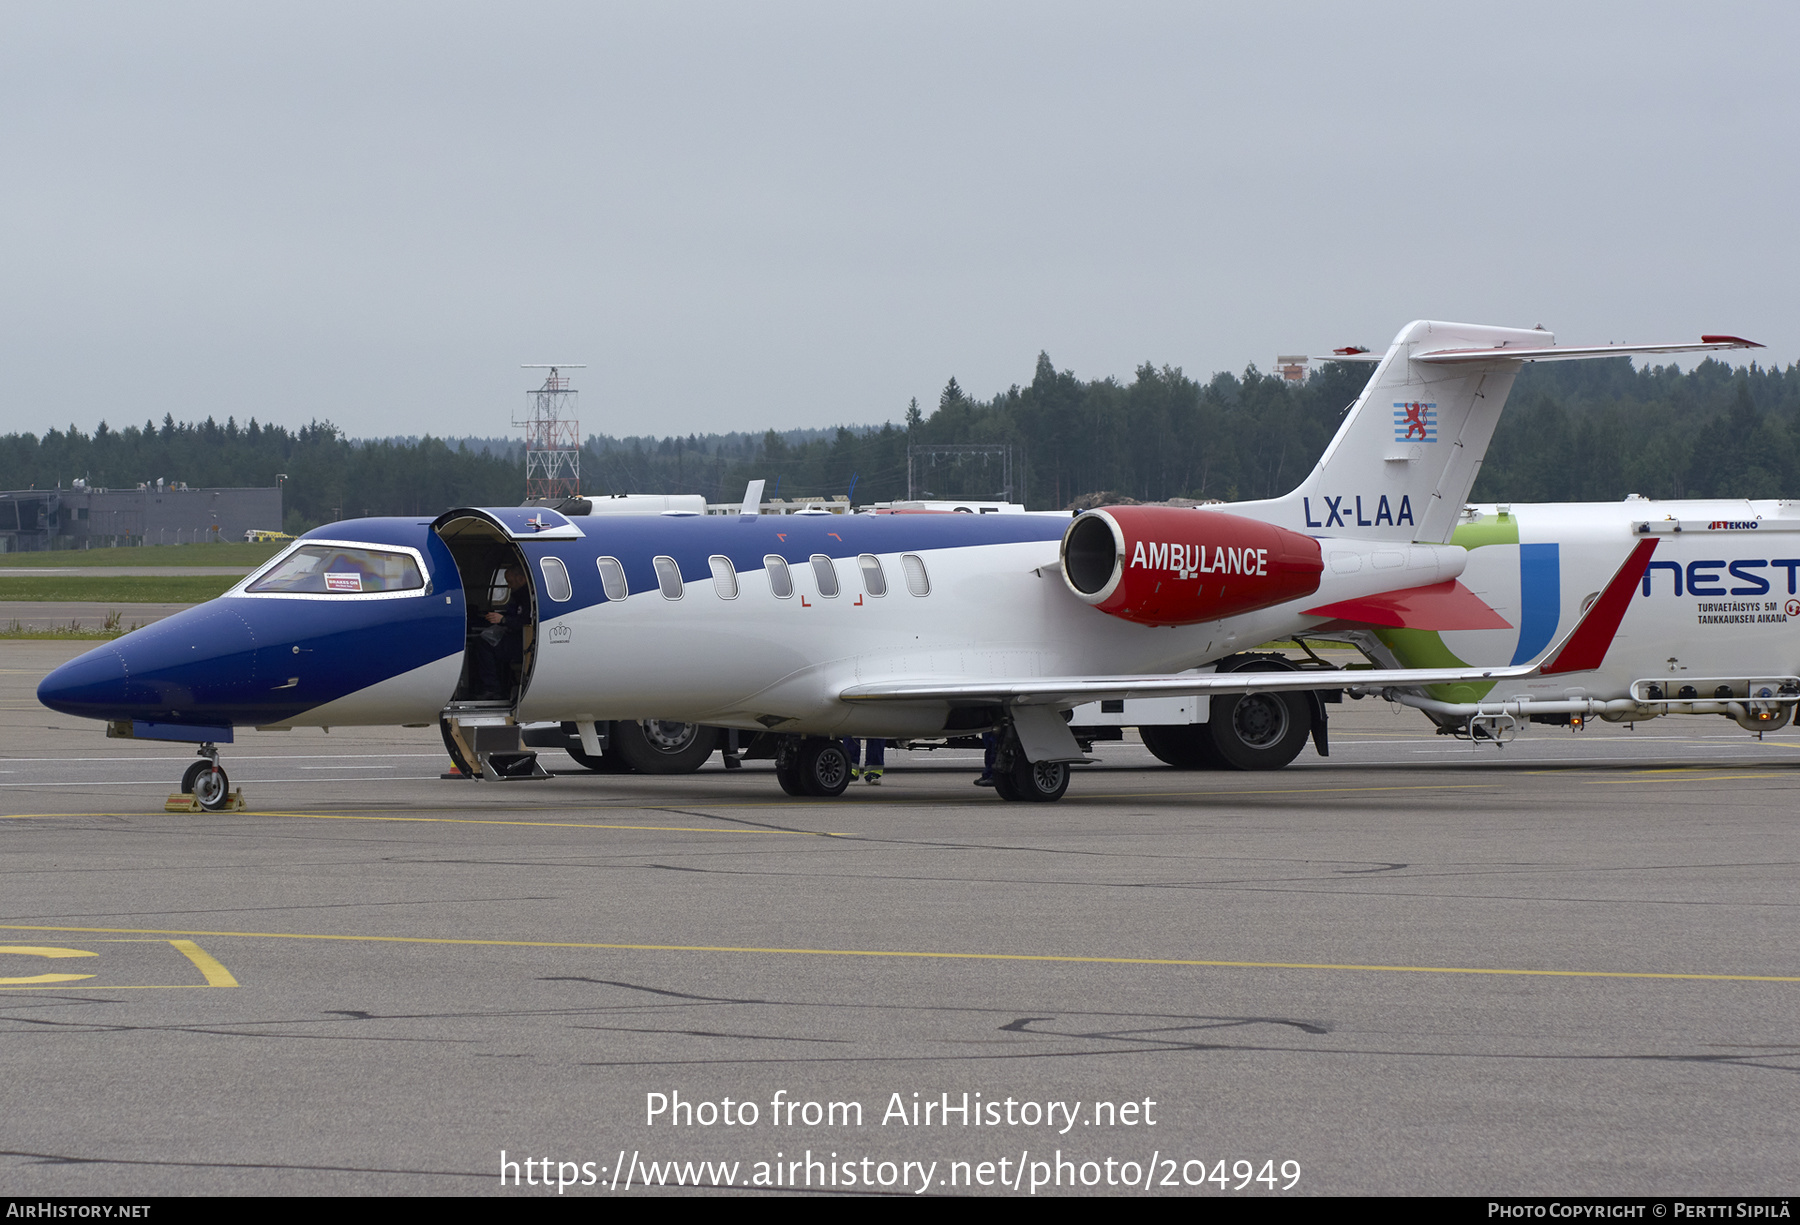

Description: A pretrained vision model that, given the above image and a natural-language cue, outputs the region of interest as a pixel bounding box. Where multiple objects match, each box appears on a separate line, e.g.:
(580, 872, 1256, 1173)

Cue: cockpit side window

(247, 545, 424, 595)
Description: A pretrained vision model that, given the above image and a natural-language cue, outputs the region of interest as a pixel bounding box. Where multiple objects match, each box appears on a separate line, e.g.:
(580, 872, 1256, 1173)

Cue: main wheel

(991, 769, 1020, 800)
(796, 739, 852, 797)
(192, 765, 232, 811)
(611, 720, 720, 774)
(774, 745, 809, 796)
(1007, 757, 1070, 802)
(1139, 723, 1221, 769)
(180, 761, 208, 794)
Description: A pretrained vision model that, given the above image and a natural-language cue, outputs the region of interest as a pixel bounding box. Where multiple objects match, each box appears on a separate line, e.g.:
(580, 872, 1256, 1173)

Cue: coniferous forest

(0, 355, 1795, 535)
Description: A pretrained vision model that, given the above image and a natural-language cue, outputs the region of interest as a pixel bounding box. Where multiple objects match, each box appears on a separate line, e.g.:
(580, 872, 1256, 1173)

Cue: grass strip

(0, 542, 282, 569)
(0, 576, 233, 602)
(0, 608, 146, 639)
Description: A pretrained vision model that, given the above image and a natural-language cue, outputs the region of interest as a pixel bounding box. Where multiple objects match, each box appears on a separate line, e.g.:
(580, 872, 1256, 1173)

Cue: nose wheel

(178, 745, 236, 812)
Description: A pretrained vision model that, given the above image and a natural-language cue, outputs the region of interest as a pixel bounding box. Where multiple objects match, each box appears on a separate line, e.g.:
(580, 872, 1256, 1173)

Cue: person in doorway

(472, 565, 530, 700)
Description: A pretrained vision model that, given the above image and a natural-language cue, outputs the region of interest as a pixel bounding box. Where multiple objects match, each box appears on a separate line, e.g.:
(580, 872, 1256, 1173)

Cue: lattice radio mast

(517, 364, 585, 502)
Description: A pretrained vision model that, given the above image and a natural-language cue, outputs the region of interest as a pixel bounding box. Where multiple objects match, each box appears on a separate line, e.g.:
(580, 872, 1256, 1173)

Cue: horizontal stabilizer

(1303, 579, 1510, 631)
(1412, 336, 1762, 365)
(1320, 336, 1762, 365)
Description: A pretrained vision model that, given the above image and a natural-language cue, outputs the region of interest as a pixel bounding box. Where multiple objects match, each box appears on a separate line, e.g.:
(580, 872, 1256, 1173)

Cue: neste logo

(1643, 559, 1800, 597)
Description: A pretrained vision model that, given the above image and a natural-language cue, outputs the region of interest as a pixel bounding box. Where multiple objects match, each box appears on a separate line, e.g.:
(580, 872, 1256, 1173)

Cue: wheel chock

(164, 790, 247, 813)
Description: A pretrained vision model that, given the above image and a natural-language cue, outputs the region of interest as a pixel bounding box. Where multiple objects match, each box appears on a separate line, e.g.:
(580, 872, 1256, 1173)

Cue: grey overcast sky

(1, 2, 1794, 441)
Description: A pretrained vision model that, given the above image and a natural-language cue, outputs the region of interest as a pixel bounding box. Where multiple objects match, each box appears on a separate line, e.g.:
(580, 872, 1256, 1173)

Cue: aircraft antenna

(516, 364, 586, 502)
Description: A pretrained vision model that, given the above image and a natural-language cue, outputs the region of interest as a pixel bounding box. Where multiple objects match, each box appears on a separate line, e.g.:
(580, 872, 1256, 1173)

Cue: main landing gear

(774, 737, 854, 797)
(989, 734, 1071, 803)
(766, 726, 1077, 802)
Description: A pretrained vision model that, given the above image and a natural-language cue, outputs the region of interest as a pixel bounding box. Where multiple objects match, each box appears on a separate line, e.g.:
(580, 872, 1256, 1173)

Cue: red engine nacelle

(1060, 506, 1323, 627)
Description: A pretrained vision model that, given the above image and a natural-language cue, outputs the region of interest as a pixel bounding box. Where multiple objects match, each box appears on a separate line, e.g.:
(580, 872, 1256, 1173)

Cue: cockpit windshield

(247, 544, 425, 595)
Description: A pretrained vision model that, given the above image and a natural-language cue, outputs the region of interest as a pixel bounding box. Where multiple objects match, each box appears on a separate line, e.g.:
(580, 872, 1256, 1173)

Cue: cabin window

(709, 555, 739, 599)
(596, 556, 628, 601)
(902, 553, 930, 596)
(811, 554, 839, 597)
(247, 544, 424, 595)
(765, 555, 793, 598)
(859, 554, 887, 596)
(539, 557, 572, 602)
(653, 555, 683, 600)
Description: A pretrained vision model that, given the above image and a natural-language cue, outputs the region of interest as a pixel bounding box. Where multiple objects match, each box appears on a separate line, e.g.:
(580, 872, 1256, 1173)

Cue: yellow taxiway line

(2, 923, 1795, 984)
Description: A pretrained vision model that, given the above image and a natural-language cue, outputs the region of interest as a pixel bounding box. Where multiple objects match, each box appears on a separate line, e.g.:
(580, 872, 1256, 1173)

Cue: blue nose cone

(37, 643, 130, 718)
(36, 604, 262, 724)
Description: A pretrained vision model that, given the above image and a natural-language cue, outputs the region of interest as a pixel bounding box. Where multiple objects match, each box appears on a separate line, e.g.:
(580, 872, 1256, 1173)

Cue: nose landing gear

(169, 743, 243, 812)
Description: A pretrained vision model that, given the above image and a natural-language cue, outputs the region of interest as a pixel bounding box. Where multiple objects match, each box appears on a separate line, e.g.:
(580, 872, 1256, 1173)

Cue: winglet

(1538, 537, 1659, 675)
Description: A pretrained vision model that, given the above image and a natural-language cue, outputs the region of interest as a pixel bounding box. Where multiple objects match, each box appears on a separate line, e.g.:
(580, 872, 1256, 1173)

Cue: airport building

(0, 482, 283, 552)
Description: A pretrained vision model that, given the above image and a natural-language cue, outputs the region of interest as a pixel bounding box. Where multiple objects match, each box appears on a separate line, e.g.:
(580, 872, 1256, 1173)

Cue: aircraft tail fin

(1230, 322, 1762, 545)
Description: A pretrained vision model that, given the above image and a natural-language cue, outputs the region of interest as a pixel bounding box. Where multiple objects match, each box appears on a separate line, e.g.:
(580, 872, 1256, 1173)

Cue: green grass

(0, 610, 143, 639)
(0, 575, 238, 602)
(0, 541, 283, 568)
(0, 631, 129, 639)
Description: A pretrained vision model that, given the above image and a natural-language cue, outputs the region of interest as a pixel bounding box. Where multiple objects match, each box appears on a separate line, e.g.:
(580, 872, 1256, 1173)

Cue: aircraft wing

(839, 662, 1528, 706)
(839, 661, 1547, 766)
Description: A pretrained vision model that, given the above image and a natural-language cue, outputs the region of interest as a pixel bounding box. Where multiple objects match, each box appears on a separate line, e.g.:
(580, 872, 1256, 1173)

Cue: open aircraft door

(430, 506, 579, 778)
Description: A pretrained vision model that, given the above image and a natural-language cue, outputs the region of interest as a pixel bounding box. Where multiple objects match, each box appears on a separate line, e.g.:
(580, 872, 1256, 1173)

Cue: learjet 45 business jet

(37, 321, 1761, 805)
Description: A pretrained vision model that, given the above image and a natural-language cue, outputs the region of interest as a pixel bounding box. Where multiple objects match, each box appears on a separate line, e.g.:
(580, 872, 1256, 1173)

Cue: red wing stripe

(1539, 538, 1659, 675)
